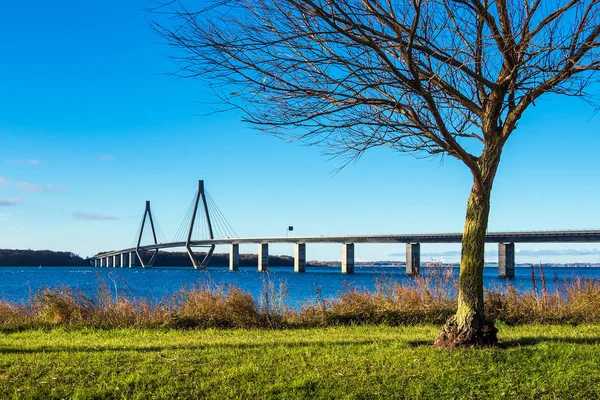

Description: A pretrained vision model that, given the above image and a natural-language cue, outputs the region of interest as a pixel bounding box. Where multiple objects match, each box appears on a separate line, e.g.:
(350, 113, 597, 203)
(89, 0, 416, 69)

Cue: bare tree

(151, 0, 600, 347)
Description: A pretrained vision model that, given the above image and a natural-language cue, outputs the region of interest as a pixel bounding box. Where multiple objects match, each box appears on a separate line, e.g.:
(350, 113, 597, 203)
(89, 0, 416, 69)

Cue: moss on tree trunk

(433, 183, 498, 348)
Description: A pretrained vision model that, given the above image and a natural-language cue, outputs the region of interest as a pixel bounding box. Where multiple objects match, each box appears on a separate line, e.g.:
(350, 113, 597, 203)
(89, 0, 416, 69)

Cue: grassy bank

(0, 324, 599, 399)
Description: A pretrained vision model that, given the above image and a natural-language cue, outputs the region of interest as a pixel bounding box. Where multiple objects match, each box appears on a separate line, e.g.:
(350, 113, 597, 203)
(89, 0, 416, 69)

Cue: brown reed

(0, 270, 598, 331)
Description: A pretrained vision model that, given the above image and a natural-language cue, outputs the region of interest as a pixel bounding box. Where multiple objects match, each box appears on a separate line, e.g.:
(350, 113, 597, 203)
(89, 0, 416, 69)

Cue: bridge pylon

(135, 200, 160, 268)
(186, 180, 215, 269)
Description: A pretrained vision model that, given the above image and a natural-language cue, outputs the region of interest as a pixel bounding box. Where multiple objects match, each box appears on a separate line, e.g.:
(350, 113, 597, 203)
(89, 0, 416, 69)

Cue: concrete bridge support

(106, 256, 111, 268)
(498, 242, 515, 278)
(406, 243, 420, 276)
(129, 252, 136, 268)
(229, 244, 239, 271)
(112, 255, 118, 268)
(94, 259, 99, 267)
(258, 243, 269, 272)
(120, 254, 125, 268)
(294, 243, 306, 273)
(341, 243, 354, 274)
(100, 258, 105, 267)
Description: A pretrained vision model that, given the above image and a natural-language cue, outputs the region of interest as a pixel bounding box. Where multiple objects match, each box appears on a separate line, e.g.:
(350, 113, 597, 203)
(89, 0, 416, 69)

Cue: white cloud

(0, 198, 23, 206)
(14, 181, 65, 192)
(73, 212, 118, 221)
(0, 177, 65, 193)
(14, 181, 45, 192)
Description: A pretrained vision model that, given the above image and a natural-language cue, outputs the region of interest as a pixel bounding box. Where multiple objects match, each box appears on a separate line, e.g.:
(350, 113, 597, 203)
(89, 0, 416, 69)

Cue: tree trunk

(433, 181, 498, 348)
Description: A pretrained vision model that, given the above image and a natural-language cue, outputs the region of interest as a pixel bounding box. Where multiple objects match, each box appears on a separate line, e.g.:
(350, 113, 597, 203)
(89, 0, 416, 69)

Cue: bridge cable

(205, 197, 223, 239)
(206, 197, 227, 239)
(131, 213, 145, 248)
(213, 199, 232, 239)
(141, 215, 152, 247)
(213, 204, 230, 239)
(146, 207, 165, 245)
(182, 193, 198, 242)
(210, 202, 226, 239)
(210, 192, 238, 238)
(206, 192, 238, 238)
(153, 210, 168, 244)
(173, 193, 197, 243)
(148, 204, 166, 244)
(144, 221, 154, 246)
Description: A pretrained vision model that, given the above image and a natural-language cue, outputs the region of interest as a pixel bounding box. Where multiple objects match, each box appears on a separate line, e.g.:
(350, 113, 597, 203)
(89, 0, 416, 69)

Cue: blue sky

(1, 1, 599, 263)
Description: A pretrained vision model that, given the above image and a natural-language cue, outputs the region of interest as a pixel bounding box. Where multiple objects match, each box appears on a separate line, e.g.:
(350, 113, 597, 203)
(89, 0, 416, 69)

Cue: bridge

(94, 180, 600, 277)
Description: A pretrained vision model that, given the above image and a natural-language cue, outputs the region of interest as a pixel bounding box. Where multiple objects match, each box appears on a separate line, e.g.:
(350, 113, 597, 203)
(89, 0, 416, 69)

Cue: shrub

(170, 284, 260, 328)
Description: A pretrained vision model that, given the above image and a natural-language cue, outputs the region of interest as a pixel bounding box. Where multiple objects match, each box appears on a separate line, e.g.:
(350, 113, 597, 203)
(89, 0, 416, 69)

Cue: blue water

(0, 266, 598, 308)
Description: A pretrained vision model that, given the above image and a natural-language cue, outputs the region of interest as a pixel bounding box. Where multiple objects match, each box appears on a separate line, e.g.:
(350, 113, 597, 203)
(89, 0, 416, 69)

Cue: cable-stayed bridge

(94, 180, 600, 277)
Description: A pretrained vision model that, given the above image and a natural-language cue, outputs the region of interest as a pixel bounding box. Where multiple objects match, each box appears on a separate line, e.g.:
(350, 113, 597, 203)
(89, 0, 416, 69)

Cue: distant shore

(1, 248, 599, 267)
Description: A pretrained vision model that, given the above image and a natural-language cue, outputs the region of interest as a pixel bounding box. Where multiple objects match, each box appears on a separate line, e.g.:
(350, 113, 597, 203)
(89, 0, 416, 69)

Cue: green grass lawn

(0, 325, 599, 399)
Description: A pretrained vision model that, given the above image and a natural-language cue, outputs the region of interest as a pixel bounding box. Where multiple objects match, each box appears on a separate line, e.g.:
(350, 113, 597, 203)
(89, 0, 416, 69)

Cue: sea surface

(0, 265, 598, 308)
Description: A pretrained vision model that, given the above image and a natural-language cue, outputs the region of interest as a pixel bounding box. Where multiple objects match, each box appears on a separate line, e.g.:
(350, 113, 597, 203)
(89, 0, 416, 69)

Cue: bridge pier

(258, 243, 268, 272)
(120, 253, 125, 268)
(229, 244, 239, 271)
(498, 242, 515, 278)
(94, 259, 99, 267)
(294, 243, 306, 273)
(129, 252, 136, 268)
(406, 243, 420, 276)
(341, 243, 354, 274)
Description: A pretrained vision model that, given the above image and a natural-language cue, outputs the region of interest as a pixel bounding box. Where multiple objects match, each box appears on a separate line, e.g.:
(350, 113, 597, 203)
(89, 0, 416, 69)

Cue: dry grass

(170, 284, 260, 328)
(0, 268, 599, 331)
(486, 277, 600, 325)
(295, 269, 456, 326)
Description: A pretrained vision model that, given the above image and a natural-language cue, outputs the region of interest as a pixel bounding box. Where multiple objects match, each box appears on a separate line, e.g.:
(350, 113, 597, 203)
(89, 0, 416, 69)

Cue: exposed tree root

(433, 315, 498, 348)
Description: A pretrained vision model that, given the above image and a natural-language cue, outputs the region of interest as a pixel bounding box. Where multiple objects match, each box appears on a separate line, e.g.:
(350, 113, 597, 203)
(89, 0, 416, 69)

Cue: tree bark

(433, 144, 502, 348)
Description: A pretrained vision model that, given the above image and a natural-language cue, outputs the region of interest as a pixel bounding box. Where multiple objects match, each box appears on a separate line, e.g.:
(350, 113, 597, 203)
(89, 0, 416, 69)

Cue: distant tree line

(146, 251, 296, 267)
(0, 249, 298, 267)
(0, 249, 87, 266)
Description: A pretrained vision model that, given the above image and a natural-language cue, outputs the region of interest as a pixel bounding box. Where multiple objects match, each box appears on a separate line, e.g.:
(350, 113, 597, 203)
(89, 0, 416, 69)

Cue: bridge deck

(96, 230, 600, 257)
